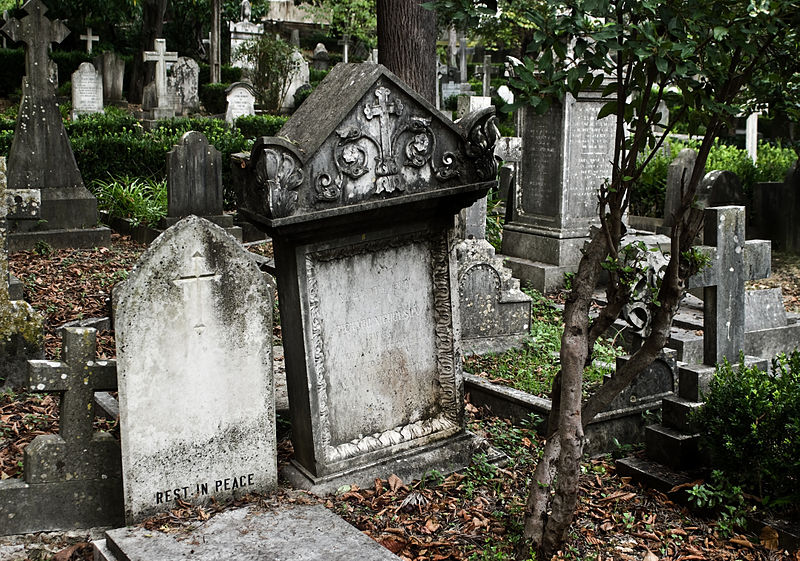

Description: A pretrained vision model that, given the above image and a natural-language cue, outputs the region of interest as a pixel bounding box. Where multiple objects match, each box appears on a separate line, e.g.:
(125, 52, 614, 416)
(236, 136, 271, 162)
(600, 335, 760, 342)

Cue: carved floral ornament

(315, 86, 462, 202)
(254, 145, 304, 219)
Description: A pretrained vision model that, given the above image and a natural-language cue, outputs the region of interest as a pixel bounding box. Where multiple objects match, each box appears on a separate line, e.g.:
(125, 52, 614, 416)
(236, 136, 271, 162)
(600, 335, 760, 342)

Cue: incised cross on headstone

(338, 33, 351, 63)
(686, 205, 771, 365)
(143, 38, 178, 108)
(172, 250, 221, 335)
(80, 26, 99, 53)
(364, 86, 404, 182)
(28, 327, 117, 448)
(1, 0, 70, 93)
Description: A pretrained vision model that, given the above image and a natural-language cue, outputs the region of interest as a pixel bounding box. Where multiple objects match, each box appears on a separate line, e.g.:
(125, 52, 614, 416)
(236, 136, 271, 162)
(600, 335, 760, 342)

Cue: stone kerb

(114, 215, 275, 523)
(0, 327, 123, 534)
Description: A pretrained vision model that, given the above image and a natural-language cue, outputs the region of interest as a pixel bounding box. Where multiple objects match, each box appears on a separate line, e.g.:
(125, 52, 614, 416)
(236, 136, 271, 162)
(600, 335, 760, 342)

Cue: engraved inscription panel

(311, 240, 442, 446)
(518, 104, 563, 219)
(563, 98, 616, 225)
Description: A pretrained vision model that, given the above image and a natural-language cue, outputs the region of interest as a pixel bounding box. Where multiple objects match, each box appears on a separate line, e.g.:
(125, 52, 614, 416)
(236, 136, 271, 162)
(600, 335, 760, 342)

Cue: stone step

(644, 424, 700, 470)
(615, 456, 697, 497)
(678, 363, 716, 401)
(661, 395, 704, 432)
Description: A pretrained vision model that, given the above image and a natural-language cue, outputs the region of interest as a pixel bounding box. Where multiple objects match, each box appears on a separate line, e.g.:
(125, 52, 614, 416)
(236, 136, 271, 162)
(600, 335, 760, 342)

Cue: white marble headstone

(281, 50, 309, 110)
(225, 84, 256, 124)
(71, 62, 104, 120)
(114, 216, 276, 523)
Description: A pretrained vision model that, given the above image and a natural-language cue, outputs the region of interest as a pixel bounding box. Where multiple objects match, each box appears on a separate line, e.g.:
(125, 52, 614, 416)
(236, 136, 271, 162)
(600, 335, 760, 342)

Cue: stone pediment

(240, 64, 498, 226)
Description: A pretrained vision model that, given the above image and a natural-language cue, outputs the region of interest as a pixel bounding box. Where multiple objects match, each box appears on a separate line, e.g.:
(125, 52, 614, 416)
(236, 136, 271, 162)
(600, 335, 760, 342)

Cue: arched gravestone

(239, 64, 503, 493)
(114, 216, 276, 523)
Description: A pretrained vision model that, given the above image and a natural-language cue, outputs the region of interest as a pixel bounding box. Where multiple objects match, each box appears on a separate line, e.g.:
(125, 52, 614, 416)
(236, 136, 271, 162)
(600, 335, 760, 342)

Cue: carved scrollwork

(255, 146, 304, 219)
(460, 107, 500, 181)
(314, 173, 340, 201)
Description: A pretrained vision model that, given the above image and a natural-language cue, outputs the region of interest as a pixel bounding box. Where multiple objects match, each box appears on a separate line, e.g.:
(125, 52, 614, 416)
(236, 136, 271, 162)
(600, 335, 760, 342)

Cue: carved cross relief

(172, 251, 221, 335)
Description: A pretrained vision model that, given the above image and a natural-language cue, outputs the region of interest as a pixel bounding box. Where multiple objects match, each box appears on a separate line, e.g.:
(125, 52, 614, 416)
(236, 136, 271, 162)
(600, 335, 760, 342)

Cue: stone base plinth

(501, 225, 587, 268)
(501, 255, 574, 293)
(7, 227, 112, 252)
(282, 432, 505, 496)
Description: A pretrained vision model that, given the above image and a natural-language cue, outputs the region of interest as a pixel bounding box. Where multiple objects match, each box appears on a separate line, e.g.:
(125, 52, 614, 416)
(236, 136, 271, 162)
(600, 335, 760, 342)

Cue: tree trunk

(376, 0, 437, 105)
(128, 0, 168, 103)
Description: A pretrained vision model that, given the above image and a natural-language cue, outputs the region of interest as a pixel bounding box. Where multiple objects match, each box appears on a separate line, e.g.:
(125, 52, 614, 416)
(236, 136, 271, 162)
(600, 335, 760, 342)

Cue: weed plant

(91, 175, 167, 227)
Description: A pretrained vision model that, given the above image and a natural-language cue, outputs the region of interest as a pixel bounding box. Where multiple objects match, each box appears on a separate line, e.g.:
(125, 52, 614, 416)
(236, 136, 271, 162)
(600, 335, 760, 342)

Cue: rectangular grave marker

(71, 61, 104, 120)
(114, 215, 276, 523)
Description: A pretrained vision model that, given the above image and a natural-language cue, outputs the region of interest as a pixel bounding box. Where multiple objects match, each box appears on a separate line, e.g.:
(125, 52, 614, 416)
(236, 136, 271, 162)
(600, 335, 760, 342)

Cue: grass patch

(463, 289, 624, 398)
(91, 175, 167, 227)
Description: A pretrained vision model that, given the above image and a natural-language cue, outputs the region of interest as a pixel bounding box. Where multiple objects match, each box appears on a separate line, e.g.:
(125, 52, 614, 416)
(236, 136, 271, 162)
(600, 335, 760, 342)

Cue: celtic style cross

(1, 0, 70, 92)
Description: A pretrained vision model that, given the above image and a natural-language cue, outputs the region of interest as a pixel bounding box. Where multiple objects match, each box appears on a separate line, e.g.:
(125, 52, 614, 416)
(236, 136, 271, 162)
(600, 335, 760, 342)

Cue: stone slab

(0, 478, 123, 535)
(7, 227, 111, 252)
(615, 456, 698, 497)
(94, 504, 401, 561)
(501, 254, 574, 294)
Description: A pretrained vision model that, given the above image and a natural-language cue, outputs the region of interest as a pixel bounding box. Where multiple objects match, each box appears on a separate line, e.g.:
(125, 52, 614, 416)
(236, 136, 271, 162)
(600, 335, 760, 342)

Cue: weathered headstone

(229, 7, 263, 71)
(93, 51, 126, 106)
(312, 42, 330, 71)
(142, 38, 178, 120)
(745, 112, 759, 163)
(160, 131, 238, 237)
(71, 61, 104, 120)
(225, 81, 256, 124)
(0, 328, 123, 534)
(744, 287, 788, 332)
(238, 64, 503, 493)
(0, 0, 108, 250)
(496, 84, 514, 106)
(662, 148, 701, 229)
(114, 215, 276, 523)
(79, 26, 98, 53)
(168, 56, 200, 115)
(0, 156, 44, 388)
(281, 50, 309, 110)
(695, 169, 745, 211)
(481, 55, 492, 97)
(501, 91, 617, 292)
(456, 94, 490, 120)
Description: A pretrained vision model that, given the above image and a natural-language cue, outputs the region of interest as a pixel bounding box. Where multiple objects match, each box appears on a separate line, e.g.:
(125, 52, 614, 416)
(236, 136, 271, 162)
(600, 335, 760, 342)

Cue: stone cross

(338, 33, 351, 63)
(448, 27, 458, 68)
(1, 0, 69, 93)
(172, 250, 221, 335)
(143, 38, 178, 109)
(686, 206, 771, 365)
(364, 86, 402, 179)
(28, 328, 117, 447)
(482, 55, 492, 97)
(79, 26, 99, 53)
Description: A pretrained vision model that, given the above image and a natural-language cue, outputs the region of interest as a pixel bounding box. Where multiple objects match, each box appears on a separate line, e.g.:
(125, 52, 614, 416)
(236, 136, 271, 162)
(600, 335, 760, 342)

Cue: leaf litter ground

(1, 236, 798, 560)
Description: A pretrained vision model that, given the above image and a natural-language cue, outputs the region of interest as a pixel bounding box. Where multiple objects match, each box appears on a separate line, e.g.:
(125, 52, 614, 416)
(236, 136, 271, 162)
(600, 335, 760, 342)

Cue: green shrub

(234, 114, 288, 139)
(694, 353, 800, 507)
(90, 175, 167, 227)
(197, 63, 243, 86)
(0, 130, 12, 156)
(235, 35, 294, 110)
(309, 68, 329, 86)
(0, 48, 25, 97)
(199, 83, 230, 115)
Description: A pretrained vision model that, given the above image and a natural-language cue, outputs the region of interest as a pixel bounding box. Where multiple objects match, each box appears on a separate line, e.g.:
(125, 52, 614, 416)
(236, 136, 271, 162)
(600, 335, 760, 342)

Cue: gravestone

(71, 61, 104, 120)
(695, 169, 745, 211)
(0, 0, 108, 250)
(338, 33, 351, 63)
(225, 82, 256, 124)
(662, 148, 701, 230)
(114, 215, 276, 523)
(481, 55, 492, 97)
(496, 84, 514, 106)
(168, 56, 200, 115)
(79, 26, 98, 53)
(0, 156, 44, 388)
(160, 131, 239, 239)
(644, 205, 771, 470)
(456, 94, 491, 120)
(744, 287, 787, 332)
(501, 91, 617, 292)
(93, 51, 126, 106)
(229, 7, 263, 72)
(312, 42, 330, 71)
(0, 328, 123, 534)
(142, 38, 178, 120)
(238, 64, 503, 493)
(281, 50, 309, 110)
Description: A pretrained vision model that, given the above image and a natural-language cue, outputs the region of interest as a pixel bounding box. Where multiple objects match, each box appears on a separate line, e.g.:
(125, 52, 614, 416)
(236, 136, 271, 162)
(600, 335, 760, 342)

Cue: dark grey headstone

(168, 56, 199, 115)
(608, 352, 677, 411)
(165, 131, 223, 219)
(312, 42, 329, 71)
(696, 169, 745, 210)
